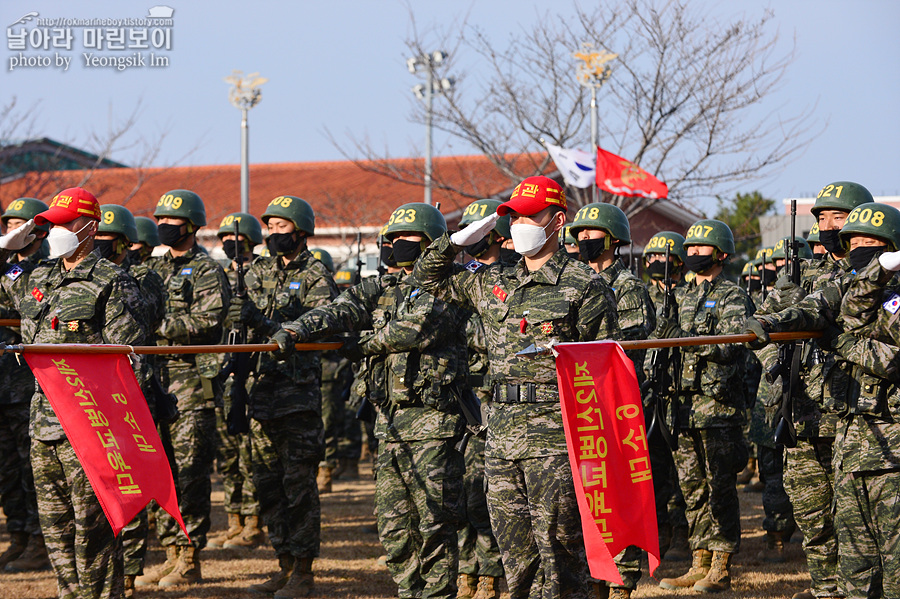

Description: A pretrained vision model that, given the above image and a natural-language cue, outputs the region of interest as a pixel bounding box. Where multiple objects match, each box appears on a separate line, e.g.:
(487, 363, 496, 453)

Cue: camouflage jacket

(126, 260, 167, 338)
(0, 251, 145, 441)
(598, 260, 655, 388)
(147, 244, 230, 397)
(755, 254, 855, 436)
(0, 250, 47, 404)
(413, 235, 620, 460)
(283, 270, 467, 442)
(244, 250, 338, 418)
(673, 272, 754, 429)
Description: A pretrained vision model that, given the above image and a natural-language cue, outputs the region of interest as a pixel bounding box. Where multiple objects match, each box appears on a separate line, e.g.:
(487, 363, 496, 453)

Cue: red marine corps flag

(596, 146, 668, 199)
(24, 350, 188, 539)
(554, 341, 660, 584)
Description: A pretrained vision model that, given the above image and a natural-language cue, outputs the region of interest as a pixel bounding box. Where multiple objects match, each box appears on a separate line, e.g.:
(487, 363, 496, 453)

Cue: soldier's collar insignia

(884, 293, 900, 315)
(492, 285, 508, 302)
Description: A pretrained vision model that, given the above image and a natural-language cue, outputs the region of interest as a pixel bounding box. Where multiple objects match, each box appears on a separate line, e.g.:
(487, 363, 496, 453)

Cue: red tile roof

(0, 153, 548, 232)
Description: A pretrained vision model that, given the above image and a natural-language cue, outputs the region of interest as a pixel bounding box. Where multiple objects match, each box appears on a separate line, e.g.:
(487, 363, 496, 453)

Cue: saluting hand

(450, 213, 500, 247)
(0, 219, 35, 251)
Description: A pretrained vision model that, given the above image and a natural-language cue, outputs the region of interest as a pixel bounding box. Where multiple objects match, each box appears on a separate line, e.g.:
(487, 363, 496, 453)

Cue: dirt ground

(0, 461, 812, 599)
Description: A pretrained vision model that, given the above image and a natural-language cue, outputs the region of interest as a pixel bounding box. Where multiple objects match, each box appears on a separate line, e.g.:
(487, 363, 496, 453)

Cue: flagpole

(590, 85, 598, 204)
(573, 44, 616, 205)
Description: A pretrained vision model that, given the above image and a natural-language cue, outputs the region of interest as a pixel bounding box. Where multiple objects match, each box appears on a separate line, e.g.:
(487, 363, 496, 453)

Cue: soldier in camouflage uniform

(455, 198, 510, 599)
(655, 219, 754, 593)
(746, 182, 875, 599)
(570, 203, 655, 598)
(641, 231, 691, 562)
(127, 216, 160, 265)
(271, 202, 467, 599)
(226, 196, 337, 598)
(412, 177, 621, 599)
(205, 213, 263, 549)
(807, 221, 827, 259)
(0, 187, 146, 599)
(0, 198, 49, 572)
(559, 223, 580, 260)
(136, 190, 230, 589)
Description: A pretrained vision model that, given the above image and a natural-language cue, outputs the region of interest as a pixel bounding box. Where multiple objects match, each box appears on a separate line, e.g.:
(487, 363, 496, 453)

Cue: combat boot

(207, 512, 243, 548)
(607, 589, 631, 599)
(249, 554, 294, 595)
(474, 576, 502, 599)
(757, 531, 787, 563)
(658, 548, 712, 589)
(693, 551, 733, 593)
(158, 545, 202, 587)
(135, 545, 179, 586)
(0, 531, 28, 569)
(317, 465, 333, 494)
(225, 515, 266, 548)
(458, 573, 478, 598)
(274, 557, 314, 598)
(791, 591, 815, 599)
(736, 456, 756, 484)
(5, 534, 50, 572)
(124, 575, 136, 598)
(665, 525, 691, 561)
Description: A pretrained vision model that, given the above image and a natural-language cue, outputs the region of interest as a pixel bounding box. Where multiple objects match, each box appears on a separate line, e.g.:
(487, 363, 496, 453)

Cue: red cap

(34, 188, 102, 225)
(497, 176, 566, 216)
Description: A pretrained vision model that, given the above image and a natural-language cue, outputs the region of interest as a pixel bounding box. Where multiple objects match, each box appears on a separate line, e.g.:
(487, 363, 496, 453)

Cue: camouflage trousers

(0, 402, 40, 535)
(486, 454, 592, 599)
(32, 438, 124, 599)
(458, 434, 503, 578)
(156, 408, 217, 549)
(834, 463, 900, 598)
(757, 443, 795, 533)
(321, 366, 354, 468)
(337, 407, 364, 461)
(251, 413, 322, 558)
(376, 438, 464, 599)
(784, 437, 840, 597)
(215, 405, 257, 515)
(649, 429, 688, 535)
(673, 427, 745, 553)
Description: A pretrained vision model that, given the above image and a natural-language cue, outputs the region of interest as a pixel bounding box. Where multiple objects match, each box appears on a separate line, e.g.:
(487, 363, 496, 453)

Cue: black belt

(493, 383, 556, 404)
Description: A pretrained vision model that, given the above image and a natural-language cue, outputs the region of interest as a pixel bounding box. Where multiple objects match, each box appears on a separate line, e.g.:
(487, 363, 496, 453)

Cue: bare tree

(332, 0, 820, 217)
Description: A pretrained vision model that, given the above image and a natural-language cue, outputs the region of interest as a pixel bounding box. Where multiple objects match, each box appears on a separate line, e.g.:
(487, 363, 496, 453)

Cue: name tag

(180, 267, 193, 276)
(289, 282, 301, 290)
(704, 300, 716, 308)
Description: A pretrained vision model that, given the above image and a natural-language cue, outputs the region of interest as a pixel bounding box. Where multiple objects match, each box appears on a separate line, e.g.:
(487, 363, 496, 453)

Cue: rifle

(761, 249, 769, 302)
(644, 245, 679, 450)
(351, 230, 379, 423)
(225, 222, 252, 435)
(354, 231, 364, 285)
(773, 200, 800, 448)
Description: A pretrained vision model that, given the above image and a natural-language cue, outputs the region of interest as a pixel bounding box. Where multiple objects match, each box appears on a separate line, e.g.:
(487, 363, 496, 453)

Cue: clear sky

(2, 0, 898, 216)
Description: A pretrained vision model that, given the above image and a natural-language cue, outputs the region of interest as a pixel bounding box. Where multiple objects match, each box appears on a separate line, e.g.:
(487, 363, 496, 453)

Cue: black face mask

(848, 246, 885, 272)
(500, 248, 520, 263)
(380, 244, 397, 268)
(464, 235, 493, 258)
(223, 240, 249, 262)
(810, 251, 825, 261)
(158, 223, 190, 247)
(819, 229, 843, 254)
(761, 268, 778, 286)
(577, 238, 608, 262)
(645, 260, 673, 280)
(684, 254, 718, 274)
(95, 239, 121, 261)
(266, 232, 302, 256)
(747, 279, 762, 293)
(126, 248, 145, 264)
(391, 239, 422, 266)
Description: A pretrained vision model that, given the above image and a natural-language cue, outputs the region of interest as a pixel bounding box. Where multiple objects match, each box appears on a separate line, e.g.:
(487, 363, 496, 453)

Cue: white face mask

(510, 219, 556, 257)
(47, 222, 92, 259)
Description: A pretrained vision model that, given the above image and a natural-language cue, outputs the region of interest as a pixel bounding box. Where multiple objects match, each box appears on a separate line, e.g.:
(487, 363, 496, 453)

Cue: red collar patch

(492, 285, 508, 302)
(31, 287, 44, 302)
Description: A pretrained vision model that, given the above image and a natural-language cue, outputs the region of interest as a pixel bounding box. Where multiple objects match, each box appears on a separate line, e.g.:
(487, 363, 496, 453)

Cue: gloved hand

(225, 296, 246, 328)
(654, 314, 684, 339)
(879, 249, 900, 272)
(269, 329, 297, 361)
(0, 219, 35, 251)
(743, 318, 770, 349)
(769, 276, 806, 311)
(450, 213, 500, 247)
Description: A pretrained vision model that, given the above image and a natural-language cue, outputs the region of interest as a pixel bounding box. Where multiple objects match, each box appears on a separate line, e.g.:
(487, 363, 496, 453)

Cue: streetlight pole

(225, 70, 267, 214)
(408, 51, 454, 205)
(573, 44, 617, 203)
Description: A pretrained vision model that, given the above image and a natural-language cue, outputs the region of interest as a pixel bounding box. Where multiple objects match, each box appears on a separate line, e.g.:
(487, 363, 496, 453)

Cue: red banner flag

(24, 349, 188, 538)
(596, 147, 668, 199)
(554, 341, 660, 584)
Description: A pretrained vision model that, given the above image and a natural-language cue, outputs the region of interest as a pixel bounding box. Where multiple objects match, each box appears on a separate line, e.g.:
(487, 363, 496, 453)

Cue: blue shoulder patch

(179, 267, 193, 276)
(464, 259, 484, 273)
(410, 289, 421, 300)
(704, 300, 717, 308)
(289, 281, 301, 290)
(4, 264, 24, 281)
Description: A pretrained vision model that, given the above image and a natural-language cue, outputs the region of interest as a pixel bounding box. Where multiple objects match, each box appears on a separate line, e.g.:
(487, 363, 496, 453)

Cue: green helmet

(153, 189, 207, 226)
(839, 202, 900, 252)
(740, 261, 758, 278)
(217, 212, 263, 245)
(98, 204, 139, 243)
(811, 181, 874, 218)
(459, 199, 511, 239)
(3, 197, 50, 232)
(752, 246, 774, 267)
(134, 216, 160, 247)
(570, 202, 631, 246)
(806, 221, 820, 245)
(771, 236, 813, 261)
(559, 223, 578, 246)
(684, 219, 735, 255)
(643, 231, 687, 263)
(309, 247, 334, 273)
(262, 195, 315, 236)
(383, 203, 447, 242)
(334, 266, 356, 286)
